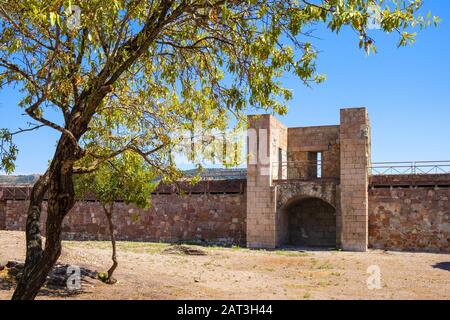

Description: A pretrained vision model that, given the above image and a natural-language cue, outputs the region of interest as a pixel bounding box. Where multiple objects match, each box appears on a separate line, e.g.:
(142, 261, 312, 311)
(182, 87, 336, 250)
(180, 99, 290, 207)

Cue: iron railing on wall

(271, 160, 450, 179)
(369, 161, 450, 175)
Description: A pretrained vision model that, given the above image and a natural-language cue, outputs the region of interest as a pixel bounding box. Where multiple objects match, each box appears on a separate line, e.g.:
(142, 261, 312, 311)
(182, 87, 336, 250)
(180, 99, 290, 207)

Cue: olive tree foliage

(74, 152, 159, 283)
(0, 0, 437, 300)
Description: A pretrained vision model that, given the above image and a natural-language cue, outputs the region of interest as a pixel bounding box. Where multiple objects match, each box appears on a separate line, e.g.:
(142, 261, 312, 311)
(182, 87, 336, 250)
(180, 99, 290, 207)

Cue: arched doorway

(278, 197, 337, 247)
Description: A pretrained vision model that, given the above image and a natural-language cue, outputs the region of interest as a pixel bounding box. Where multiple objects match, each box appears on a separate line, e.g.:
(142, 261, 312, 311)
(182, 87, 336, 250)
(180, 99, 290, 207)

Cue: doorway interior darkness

(280, 197, 337, 247)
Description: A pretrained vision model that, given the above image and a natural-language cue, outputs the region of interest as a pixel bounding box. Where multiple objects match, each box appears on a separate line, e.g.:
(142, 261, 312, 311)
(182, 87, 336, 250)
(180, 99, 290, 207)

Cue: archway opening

(279, 197, 336, 247)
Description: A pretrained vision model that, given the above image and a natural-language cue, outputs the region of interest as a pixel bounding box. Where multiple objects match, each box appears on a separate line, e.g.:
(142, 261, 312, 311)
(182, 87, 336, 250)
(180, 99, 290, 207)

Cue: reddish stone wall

(4, 193, 246, 245)
(369, 187, 450, 253)
(2, 177, 450, 253)
(0, 200, 5, 230)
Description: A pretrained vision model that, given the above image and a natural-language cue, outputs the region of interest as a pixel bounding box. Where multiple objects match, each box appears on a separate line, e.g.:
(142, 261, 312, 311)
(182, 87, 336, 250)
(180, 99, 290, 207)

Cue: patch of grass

(285, 283, 308, 290)
(316, 280, 332, 287)
(63, 240, 111, 250)
(118, 241, 170, 254)
(63, 241, 170, 251)
(64, 240, 171, 254)
(273, 250, 309, 257)
(207, 245, 251, 253)
(317, 263, 334, 270)
(303, 292, 312, 299)
(120, 241, 168, 249)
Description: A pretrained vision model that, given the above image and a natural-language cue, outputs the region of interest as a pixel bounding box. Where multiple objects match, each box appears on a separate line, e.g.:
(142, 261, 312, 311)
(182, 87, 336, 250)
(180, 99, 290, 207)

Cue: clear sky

(1, 1, 449, 174)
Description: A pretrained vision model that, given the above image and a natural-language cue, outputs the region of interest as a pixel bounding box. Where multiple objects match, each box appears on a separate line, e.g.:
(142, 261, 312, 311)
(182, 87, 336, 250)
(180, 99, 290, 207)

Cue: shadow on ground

(0, 261, 99, 298)
(432, 262, 450, 272)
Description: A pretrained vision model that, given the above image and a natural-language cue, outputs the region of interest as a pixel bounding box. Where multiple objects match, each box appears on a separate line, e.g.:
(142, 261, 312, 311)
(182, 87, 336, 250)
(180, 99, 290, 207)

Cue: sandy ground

(0, 230, 449, 300)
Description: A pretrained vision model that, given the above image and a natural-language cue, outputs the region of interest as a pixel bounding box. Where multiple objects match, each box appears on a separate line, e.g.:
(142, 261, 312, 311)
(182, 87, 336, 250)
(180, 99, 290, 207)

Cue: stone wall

(246, 114, 287, 248)
(1, 182, 450, 252)
(0, 200, 5, 230)
(339, 108, 371, 251)
(369, 187, 450, 253)
(2, 186, 247, 245)
(1, 108, 449, 253)
(287, 126, 340, 179)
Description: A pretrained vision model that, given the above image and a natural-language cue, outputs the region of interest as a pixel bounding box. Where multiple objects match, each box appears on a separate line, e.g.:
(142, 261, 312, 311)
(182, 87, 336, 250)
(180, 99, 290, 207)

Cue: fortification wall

(1, 175, 449, 252)
(0, 199, 5, 230)
(368, 174, 450, 253)
(0, 180, 247, 245)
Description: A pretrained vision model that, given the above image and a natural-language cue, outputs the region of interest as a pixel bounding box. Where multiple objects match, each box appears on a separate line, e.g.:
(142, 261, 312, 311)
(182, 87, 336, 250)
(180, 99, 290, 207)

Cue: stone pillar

(339, 108, 371, 251)
(246, 114, 287, 248)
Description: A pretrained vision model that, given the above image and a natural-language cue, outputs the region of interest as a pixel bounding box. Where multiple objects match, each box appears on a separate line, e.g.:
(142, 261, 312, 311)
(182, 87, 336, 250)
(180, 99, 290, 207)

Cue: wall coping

(369, 174, 450, 187)
(0, 179, 247, 201)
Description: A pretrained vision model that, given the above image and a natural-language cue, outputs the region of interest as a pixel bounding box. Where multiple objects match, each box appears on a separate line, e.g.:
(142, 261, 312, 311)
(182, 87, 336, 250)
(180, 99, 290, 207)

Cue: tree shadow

(432, 262, 450, 272)
(0, 261, 99, 298)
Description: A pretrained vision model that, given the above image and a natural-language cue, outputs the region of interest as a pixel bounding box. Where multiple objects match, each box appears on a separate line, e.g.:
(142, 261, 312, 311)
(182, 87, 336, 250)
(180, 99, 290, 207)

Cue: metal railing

(271, 160, 450, 179)
(369, 161, 450, 175)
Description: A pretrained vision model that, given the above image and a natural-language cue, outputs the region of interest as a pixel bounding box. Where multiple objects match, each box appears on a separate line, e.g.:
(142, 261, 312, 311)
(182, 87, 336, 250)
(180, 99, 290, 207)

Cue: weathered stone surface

(370, 174, 450, 187)
(246, 114, 287, 248)
(0, 200, 4, 230)
(1, 108, 448, 254)
(287, 125, 340, 179)
(369, 187, 450, 253)
(3, 192, 247, 246)
(339, 108, 370, 252)
(275, 180, 338, 210)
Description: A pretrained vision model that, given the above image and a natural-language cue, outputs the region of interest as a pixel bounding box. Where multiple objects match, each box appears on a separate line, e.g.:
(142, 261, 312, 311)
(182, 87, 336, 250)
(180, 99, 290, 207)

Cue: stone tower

(246, 107, 371, 251)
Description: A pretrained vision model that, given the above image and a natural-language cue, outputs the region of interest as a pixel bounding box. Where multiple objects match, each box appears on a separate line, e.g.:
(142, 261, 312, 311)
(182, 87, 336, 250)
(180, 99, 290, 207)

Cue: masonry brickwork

(1, 181, 247, 245)
(246, 115, 287, 248)
(339, 108, 371, 251)
(287, 125, 340, 179)
(0, 200, 5, 230)
(368, 187, 450, 253)
(1, 108, 449, 253)
(2, 183, 448, 252)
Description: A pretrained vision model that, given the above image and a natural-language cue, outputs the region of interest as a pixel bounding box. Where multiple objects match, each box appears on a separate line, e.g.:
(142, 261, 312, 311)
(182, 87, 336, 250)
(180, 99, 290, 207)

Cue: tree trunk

(103, 203, 118, 283)
(12, 135, 79, 300)
(11, 171, 51, 298)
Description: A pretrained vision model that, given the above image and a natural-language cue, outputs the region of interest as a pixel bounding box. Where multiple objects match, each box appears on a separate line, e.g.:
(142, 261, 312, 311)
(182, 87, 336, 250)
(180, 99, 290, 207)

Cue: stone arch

(274, 181, 339, 247)
(278, 196, 337, 247)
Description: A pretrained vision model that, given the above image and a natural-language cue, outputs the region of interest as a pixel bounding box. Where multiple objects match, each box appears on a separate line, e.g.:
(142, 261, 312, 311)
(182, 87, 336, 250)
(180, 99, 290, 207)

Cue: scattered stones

(3, 260, 98, 289)
(163, 245, 207, 256)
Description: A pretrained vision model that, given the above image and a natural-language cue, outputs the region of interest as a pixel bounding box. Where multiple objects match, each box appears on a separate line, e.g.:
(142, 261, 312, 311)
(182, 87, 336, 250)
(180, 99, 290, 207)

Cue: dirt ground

(0, 230, 449, 300)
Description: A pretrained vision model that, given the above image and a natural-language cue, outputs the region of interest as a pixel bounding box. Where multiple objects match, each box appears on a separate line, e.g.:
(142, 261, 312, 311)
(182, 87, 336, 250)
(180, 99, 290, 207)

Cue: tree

(74, 151, 158, 283)
(0, 0, 438, 300)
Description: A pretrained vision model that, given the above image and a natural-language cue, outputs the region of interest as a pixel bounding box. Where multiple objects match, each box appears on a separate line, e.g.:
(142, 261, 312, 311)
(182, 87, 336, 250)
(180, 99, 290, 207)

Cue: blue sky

(277, 1, 450, 163)
(1, 1, 449, 174)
